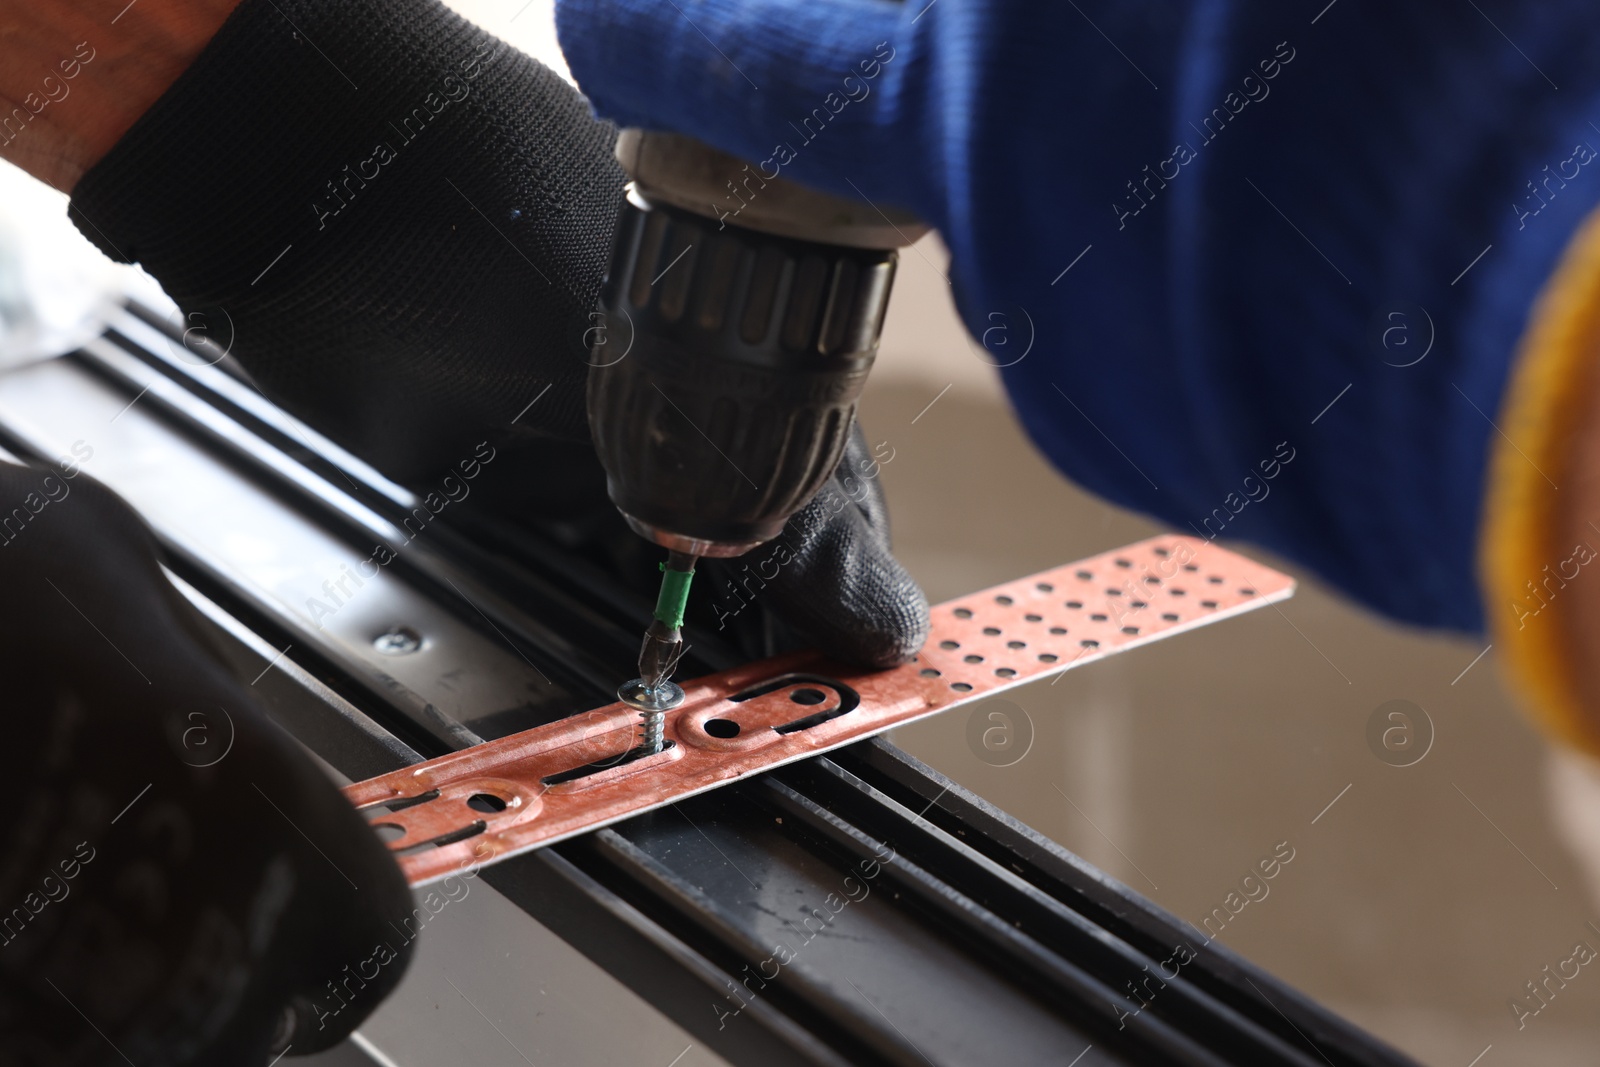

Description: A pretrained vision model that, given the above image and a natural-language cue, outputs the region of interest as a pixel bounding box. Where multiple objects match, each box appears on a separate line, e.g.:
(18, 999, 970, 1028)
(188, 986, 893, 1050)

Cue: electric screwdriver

(586, 131, 925, 749)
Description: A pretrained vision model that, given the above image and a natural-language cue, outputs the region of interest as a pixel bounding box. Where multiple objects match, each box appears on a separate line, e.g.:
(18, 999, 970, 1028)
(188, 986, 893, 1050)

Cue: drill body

(587, 132, 922, 746)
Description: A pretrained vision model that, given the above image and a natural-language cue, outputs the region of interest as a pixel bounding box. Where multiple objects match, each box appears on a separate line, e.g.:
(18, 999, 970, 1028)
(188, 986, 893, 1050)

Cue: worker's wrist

(0, 0, 243, 191)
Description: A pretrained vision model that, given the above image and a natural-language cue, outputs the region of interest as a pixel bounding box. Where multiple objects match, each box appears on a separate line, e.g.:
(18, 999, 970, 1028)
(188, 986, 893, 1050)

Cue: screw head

(617, 678, 685, 711)
(373, 627, 423, 655)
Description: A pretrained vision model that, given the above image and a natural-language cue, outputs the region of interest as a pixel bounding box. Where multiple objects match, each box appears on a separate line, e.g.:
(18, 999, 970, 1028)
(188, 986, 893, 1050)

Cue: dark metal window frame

(0, 303, 1419, 1067)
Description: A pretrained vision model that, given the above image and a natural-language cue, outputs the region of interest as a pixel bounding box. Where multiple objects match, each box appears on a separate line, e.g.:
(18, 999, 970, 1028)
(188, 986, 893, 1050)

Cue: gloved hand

(696, 426, 924, 669)
(0, 461, 415, 1065)
(65, 0, 927, 668)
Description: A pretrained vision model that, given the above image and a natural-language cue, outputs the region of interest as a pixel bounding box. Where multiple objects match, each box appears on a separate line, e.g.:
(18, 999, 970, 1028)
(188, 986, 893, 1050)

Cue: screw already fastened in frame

(373, 627, 423, 655)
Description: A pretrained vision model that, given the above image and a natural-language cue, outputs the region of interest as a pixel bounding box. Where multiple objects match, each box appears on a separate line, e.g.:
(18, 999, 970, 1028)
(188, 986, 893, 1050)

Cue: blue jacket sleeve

(556, 0, 1600, 635)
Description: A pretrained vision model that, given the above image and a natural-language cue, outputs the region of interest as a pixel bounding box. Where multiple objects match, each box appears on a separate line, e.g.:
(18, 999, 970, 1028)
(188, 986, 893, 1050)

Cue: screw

(373, 627, 422, 655)
(617, 678, 684, 754)
(639, 705, 665, 753)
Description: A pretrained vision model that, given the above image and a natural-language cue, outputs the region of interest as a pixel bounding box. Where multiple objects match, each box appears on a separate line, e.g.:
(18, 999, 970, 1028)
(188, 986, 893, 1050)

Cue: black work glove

(0, 462, 415, 1065)
(695, 427, 927, 668)
(68, 0, 929, 668)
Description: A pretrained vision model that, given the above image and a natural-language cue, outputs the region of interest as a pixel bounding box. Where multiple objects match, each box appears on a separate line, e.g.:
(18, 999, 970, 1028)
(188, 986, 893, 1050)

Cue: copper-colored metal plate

(345, 536, 1293, 886)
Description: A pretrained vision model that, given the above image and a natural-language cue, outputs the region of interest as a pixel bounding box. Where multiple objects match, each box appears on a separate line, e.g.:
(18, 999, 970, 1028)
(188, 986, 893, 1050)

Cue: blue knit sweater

(556, 0, 1600, 633)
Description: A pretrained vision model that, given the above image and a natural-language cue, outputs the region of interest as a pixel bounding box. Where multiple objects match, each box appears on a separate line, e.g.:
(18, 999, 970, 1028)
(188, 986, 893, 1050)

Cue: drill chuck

(587, 185, 900, 558)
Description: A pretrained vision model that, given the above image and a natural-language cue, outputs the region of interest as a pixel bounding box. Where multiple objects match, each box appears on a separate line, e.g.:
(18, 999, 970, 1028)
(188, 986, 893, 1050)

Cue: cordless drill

(586, 131, 924, 749)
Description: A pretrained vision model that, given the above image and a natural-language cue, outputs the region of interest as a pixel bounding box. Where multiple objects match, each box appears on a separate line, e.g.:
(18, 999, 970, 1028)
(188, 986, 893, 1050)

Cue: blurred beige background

(5, 2, 1600, 1062)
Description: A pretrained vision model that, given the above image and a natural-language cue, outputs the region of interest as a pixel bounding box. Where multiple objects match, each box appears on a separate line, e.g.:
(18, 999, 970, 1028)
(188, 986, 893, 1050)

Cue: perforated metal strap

(345, 536, 1294, 886)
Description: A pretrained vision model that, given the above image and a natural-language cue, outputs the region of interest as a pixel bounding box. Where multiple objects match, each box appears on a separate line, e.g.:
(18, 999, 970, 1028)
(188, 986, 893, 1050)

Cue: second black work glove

(696, 427, 928, 668)
(0, 462, 416, 1065)
(67, 0, 928, 667)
